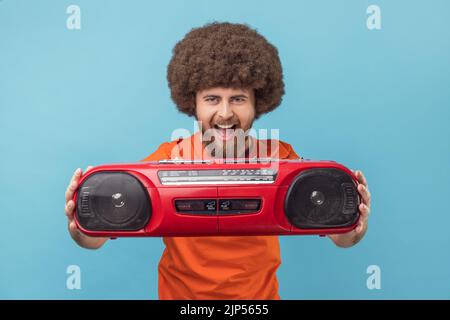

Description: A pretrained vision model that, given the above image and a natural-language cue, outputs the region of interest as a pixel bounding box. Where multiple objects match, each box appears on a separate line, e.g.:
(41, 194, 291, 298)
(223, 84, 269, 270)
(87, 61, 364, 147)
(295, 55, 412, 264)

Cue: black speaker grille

(342, 183, 358, 214)
(76, 171, 151, 231)
(284, 168, 359, 229)
(80, 191, 91, 216)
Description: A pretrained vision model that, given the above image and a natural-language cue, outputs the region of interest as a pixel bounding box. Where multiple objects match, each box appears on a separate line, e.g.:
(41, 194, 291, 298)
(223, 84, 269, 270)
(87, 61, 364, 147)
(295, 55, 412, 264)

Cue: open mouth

(214, 124, 237, 130)
(212, 124, 238, 141)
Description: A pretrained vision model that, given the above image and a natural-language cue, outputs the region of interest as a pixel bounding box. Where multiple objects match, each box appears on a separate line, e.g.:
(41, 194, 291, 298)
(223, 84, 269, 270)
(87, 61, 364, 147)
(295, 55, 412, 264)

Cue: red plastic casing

(73, 159, 360, 238)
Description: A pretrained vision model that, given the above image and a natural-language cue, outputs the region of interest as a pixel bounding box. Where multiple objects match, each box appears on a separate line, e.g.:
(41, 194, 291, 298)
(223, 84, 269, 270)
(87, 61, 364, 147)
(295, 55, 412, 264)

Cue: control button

(220, 200, 231, 211)
(218, 199, 261, 214)
(175, 199, 217, 215)
(206, 200, 216, 211)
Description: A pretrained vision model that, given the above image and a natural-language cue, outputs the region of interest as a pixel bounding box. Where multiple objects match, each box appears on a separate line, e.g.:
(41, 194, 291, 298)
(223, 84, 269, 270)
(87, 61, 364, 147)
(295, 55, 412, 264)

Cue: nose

(217, 101, 234, 120)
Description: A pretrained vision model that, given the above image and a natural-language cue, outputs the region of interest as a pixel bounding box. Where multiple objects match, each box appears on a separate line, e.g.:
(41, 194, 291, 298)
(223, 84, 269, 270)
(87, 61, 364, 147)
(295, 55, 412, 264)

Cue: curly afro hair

(167, 22, 285, 119)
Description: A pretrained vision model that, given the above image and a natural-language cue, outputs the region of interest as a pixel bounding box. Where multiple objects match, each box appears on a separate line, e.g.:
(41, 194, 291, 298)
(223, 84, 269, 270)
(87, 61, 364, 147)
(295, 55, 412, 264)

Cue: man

(64, 22, 371, 299)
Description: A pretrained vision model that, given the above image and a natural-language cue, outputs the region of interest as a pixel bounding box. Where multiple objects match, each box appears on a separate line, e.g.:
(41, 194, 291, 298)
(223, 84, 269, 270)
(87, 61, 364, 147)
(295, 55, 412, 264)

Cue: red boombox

(74, 159, 360, 238)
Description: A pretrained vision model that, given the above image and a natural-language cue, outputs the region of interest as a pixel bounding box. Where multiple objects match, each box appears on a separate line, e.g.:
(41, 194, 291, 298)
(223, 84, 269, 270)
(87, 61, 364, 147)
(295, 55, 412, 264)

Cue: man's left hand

(328, 170, 371, 248)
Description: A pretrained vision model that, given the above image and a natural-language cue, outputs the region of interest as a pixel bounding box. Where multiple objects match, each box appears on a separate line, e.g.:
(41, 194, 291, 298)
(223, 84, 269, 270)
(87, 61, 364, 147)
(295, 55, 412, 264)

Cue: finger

(69, 220, 79, 234)
(65, 200, 75, 220)
(355, 170, 368, 187)
(359, 203, 370, 220)
(355, 221, 364, 234)
(69, 168, 82, 187)
(66, 169, 82, 201)
(358, 184, 371, 206)
(72, 168, 82, 182)
(84, 166, 94, 174)
(65, 180, 79, 202)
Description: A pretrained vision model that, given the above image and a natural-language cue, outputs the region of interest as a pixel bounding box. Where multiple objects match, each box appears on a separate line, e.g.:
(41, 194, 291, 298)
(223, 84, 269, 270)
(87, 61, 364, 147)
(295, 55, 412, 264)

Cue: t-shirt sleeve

(140, 142, 173, 162)
(281, 141, 301, 160)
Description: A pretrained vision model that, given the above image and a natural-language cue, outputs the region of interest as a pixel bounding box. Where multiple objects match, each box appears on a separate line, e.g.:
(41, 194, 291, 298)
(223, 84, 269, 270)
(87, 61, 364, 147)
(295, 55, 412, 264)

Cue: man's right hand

(65, 167, 108, 249)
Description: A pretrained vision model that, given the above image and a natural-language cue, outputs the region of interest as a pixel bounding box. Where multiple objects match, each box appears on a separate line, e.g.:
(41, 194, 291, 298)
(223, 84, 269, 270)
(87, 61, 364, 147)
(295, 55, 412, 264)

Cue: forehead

(198, 87, 252, 96)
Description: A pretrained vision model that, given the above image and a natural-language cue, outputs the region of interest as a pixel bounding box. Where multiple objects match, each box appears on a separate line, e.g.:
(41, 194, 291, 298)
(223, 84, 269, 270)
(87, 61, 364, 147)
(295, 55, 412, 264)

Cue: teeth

(216, 124, 234, 129)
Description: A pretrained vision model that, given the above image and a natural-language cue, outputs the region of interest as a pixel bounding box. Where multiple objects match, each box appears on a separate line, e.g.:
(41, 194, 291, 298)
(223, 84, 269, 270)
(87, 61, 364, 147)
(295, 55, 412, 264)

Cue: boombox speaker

(74, 159, 360, 237)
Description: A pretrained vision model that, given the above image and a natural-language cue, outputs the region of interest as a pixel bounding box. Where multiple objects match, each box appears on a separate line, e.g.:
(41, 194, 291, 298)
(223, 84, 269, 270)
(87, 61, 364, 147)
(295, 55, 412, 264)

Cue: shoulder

(257, 139, 300, 160)
(140, 138, 182, 162)
(278, 140, 301, 160)
(279, 140, 300, 159)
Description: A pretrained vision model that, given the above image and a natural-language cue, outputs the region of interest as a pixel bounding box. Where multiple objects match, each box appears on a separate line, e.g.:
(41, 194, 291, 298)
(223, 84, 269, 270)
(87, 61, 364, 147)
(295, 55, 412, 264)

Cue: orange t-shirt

(142, 132, 300, 299)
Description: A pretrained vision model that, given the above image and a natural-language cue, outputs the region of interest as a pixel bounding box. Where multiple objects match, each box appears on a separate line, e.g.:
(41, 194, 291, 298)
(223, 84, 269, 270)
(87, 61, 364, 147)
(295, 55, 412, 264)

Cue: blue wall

(0, 0, 449, 299)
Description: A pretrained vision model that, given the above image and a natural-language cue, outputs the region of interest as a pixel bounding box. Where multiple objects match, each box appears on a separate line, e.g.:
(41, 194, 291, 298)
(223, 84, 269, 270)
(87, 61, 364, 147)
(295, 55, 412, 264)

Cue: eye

(205, 97, 219, 104)
(231, 97, 246, 104)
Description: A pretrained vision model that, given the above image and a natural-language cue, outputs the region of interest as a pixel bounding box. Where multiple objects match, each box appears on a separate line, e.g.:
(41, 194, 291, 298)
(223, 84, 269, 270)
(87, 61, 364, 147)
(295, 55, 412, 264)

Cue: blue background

(1, 0, 449, 299)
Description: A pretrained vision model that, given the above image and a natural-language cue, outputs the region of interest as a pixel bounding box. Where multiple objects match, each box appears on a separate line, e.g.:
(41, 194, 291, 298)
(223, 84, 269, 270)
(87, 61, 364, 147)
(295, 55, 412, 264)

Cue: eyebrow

(202, 94, 248, 99)
(230, 94, 248, 99)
